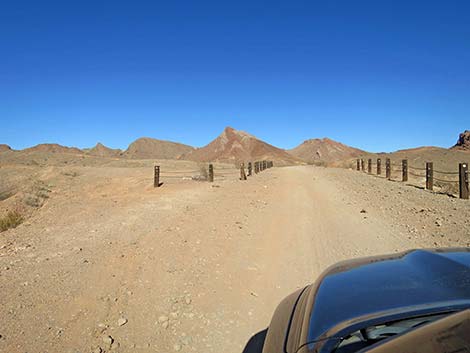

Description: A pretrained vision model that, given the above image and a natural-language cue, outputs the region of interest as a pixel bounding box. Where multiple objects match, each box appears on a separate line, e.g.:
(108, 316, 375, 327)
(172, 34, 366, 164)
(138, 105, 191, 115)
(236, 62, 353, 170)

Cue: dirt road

(1, 165, 469, 353)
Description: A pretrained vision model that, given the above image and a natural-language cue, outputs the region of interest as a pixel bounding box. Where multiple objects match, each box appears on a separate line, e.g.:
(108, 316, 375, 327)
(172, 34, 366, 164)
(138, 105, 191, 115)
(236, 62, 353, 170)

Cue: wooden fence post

(368, 159, 372, 174)
(385, 159, 391, 180)
(459, 163, 469, 199)
(255, 162, 259, 174)
(402, 159, 408, 182)
(426, 162, 433, 190)
(208, 164, 214, 183)
(240, 163, 247, 180)
(263, 160, 267, 171)
(361, 159, 365, 172)
(356, 159, 360, 171)
(377, 158, 381, 175)
(154, 165, 160, 187)
(248, 162, 252, 176)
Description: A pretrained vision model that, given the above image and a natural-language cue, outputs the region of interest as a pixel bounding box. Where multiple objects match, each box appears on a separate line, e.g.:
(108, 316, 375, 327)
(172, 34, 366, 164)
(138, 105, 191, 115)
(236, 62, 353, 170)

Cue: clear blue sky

(1, 0, 469, 152)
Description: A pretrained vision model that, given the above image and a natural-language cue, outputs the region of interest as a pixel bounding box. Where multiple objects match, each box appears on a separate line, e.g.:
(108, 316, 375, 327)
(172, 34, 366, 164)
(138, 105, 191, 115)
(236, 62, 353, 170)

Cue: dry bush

(0, 210, 24, 232)
(24, 183, 51, 208)
(25, 195, 42, 207)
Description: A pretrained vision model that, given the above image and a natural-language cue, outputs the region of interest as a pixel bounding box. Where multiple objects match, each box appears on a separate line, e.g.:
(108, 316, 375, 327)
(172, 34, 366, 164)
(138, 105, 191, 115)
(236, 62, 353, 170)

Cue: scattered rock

(117, 317, 128, 326)
(173, 343, 182, 351)
(170, 312, 179, 319)
(102, 335, 114, 348)
(158, 315, 169, 323)
(181, 335, 192, 345)
(360, 209, 367, 214)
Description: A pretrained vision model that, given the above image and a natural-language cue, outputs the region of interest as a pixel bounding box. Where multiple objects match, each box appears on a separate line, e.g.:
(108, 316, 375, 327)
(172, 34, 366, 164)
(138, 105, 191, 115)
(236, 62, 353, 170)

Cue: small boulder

(117, 317, 128, 326)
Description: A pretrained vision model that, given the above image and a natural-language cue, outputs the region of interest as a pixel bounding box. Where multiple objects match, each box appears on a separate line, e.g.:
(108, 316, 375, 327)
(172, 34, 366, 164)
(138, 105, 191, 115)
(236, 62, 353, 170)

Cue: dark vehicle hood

(305, 248, 470, 346)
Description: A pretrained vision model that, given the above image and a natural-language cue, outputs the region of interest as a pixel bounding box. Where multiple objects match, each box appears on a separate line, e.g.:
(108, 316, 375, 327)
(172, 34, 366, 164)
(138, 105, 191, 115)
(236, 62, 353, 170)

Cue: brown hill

(182, 127, 302, 165)
(123, 137, 194, 159)
(22, 143, 82, 154)
(0, 144, 12, 152)
(451, 130, 470, 151)
(288, 138, 365, 165)
(86, 143, 122, 157)
(352, 145, 470, 175)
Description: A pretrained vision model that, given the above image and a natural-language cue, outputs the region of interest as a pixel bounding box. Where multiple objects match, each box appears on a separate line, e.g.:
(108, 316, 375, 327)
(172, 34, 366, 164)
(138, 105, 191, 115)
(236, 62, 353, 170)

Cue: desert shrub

(25, 195, 41, 207)
(24, 183, 51, 208)
(0, 210, 24, 232)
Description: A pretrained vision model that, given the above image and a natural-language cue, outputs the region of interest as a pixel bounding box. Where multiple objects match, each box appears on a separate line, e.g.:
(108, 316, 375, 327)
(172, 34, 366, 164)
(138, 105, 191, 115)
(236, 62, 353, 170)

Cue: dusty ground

(1, 162, 470, 353)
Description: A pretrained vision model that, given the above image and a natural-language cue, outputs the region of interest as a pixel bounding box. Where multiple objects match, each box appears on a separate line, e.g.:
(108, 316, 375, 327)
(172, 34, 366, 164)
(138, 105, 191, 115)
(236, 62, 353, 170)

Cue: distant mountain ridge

(287, 138, 365, 164)
(86, 143, 122, 157)
(182, 127, 302, 165)
(2, 129, 467, 164)
(22, 143, 82, 154)
(123, 137, 194, 159)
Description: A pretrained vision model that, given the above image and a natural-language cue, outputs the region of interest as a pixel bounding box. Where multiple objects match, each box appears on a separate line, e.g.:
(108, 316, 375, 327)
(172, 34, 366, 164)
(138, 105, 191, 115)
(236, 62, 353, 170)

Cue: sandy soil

(1, 164, 469, 353)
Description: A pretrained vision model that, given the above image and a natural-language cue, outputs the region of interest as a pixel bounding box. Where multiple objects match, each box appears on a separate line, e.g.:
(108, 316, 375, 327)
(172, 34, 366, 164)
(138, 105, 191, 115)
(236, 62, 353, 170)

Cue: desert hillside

(123, 137, 194, 159)
(86, 143, 122, 158)
(183, 127, 302, 165)
(0, 144, 12, 152)
(22, 143, 82, 154)
(356, 146, 469, 173)
(288, 138, 365, 165)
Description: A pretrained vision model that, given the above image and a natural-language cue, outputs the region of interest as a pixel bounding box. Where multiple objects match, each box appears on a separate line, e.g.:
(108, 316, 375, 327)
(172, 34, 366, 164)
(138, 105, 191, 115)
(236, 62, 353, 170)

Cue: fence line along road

(355, 158, 469, 200)
(153, 160, 274, 188)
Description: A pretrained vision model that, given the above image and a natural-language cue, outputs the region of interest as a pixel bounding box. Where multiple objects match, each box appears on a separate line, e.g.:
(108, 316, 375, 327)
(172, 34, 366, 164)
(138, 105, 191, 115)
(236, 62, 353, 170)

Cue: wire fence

(152, 160, 274, 187)
(355, 158, 469, 199)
